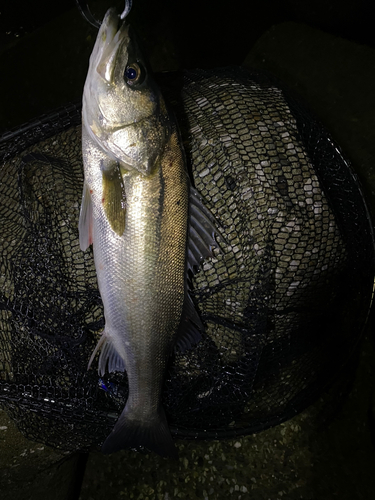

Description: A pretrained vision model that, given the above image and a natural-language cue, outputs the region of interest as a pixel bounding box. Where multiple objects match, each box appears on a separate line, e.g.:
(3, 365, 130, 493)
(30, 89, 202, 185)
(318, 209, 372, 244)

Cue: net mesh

(0, 67, 373, 451)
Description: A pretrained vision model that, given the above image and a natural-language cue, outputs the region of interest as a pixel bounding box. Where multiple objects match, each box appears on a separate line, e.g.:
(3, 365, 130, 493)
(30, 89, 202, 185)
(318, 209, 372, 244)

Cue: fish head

(82, 8, 170, 175)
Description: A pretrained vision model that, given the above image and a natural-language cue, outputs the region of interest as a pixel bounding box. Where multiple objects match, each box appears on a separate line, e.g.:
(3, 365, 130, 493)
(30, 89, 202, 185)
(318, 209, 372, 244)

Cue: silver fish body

(79, 8, 216, 457)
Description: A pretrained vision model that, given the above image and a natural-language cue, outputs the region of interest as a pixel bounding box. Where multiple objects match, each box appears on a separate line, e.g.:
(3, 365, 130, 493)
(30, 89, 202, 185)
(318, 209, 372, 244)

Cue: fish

(78, 3, 220, 458)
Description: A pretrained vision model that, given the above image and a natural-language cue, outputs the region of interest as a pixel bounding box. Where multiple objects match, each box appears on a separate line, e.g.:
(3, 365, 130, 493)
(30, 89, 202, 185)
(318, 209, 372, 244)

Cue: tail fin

(101, 405, 178, 459)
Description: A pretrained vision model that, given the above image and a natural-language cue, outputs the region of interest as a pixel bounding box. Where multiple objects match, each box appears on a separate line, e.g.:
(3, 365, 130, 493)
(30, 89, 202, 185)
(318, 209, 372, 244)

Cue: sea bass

(79, 5, 218, 458)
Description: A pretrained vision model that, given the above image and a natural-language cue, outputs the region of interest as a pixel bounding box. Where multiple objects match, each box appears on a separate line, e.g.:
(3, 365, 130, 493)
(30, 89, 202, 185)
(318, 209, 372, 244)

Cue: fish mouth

(90, 8, 129, 85)
(82, 7, 131, 149)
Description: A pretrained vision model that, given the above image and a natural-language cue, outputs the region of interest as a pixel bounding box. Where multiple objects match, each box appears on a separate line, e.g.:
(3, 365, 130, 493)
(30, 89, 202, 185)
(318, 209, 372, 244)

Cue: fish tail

(101, 404, 178, 459)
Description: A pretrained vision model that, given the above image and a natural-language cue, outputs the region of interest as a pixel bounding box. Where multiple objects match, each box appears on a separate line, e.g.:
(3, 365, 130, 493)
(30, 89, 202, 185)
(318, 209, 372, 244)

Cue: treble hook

(75, 0, 133, 29)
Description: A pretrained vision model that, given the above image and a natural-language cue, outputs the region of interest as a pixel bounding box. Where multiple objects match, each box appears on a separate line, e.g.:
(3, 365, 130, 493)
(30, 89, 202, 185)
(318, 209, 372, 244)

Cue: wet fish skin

(79, 7, 193, 458)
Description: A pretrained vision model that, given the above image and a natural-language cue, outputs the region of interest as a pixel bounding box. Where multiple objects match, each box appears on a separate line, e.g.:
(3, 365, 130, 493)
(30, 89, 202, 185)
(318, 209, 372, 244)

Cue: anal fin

(87, 331, 125, 376)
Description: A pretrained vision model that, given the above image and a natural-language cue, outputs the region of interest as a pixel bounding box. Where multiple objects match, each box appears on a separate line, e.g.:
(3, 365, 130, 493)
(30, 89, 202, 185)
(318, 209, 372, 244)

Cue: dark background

(1, 0, 375, 57)
(0, 0, 374, 134)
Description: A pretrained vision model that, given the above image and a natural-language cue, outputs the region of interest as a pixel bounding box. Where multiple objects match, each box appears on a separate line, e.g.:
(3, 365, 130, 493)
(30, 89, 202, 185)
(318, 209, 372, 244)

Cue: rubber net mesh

(0, 67, 373, 451)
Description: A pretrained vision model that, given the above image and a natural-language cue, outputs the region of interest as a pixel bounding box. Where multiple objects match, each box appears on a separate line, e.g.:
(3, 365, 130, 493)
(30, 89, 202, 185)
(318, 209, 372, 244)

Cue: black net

(0, 67, 373, 451)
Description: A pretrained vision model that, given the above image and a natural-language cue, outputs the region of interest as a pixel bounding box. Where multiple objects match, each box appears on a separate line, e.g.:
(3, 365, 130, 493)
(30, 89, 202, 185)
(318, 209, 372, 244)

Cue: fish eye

(124, 62, 144, 86)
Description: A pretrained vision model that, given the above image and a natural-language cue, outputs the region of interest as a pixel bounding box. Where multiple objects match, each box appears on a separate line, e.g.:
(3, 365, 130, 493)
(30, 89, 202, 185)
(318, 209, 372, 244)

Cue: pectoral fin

(102, 163, 127, 237)
(79, 182, 94, 251)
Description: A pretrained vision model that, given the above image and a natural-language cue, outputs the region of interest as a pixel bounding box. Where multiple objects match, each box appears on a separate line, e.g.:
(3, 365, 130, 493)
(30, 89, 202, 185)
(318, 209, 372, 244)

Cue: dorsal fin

(174, 290, 203, 353)
(187, 187, 222, 273)
(174, 187, 223, 353)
